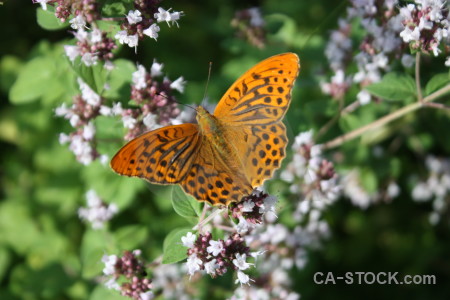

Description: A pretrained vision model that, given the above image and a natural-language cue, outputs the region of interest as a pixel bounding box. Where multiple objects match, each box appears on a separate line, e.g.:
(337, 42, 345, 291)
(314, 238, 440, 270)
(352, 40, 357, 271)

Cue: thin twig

(317, 98, 362, 139)
(194, 204, 209, 233)
(193, 208, 224, 231)
(317, 98, 344, 138)
(342, 100, 361, 115)
(322, 84, 450, 150)
(423, 84, 450, 104)
(200, 204, 208, 221)
(416, 52, 423, 103)
(424, 102, 450, 111)
(214, 224, 235, 232)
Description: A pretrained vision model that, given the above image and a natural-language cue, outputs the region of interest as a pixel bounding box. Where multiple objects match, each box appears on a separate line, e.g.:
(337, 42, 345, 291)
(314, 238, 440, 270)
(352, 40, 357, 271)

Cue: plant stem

(317, 97, 344, 139)
(322, 84, 450, 150)
(424, 102, 450, 111)
(193, 208, 224, 231)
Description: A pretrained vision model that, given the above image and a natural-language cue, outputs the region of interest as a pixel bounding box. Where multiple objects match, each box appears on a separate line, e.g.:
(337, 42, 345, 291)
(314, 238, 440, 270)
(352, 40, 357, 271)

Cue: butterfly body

(111, 53, 300, 206)
(196, 106, 238, 164)
(196, 105, 251, 194)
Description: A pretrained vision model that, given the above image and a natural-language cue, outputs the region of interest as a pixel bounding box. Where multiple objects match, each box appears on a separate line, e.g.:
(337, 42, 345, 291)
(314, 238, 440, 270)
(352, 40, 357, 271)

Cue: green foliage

(101, 0, 134, 17)
(10, 56, 58, 104)
(162, 227, 191, 264)
(69, 57, 108, 94)
(171, 185, 202, 224)
(103, 59, 135, 99)
(365, 72, 417, 102)
(425, 72, 450, 95)
(36, 7, 68, 30)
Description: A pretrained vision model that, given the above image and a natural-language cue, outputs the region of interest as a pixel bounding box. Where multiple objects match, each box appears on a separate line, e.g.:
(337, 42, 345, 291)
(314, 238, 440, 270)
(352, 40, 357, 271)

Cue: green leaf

(114, 225, 148, 250)
(0, 55, 22, 93)
(171, 186, 201, 221)
(339, 113, 362, 131)
(91, 286, 128, 300)
(266, 14, 297, 45)
(81, 163, 145, 209)
(36, 7, 68, 30)
(390, 158, 401, 178)
(96, 20, 121, 33)
(40, 74, 67, 106)
(103, 59, 135, 99)
(360, 125, 392, 145)
(360, 168, 377, 194)
(0, 201, 40, 254)
(425, 73, 449, 96)
(162, 227, 191, 264)
(68, 57, 107, 94)
(365, 72, 416, 101)
(101, 0, 132, 17)
(0, 248, 11, 282)
(9, 57, 54, 104)
(80, 230, 111, 278)
(9, 263, 72, 299)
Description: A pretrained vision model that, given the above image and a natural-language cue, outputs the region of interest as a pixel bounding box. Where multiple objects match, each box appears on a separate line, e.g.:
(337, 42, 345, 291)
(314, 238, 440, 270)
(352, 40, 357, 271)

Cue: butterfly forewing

(213, 53, 299, 126)
(111, 124, 201, 184)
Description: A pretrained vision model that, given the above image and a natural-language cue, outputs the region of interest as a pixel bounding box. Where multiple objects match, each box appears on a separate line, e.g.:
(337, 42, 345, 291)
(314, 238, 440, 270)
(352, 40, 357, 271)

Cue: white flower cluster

(342, 170, 374, 209)
(115, 8, 183, 50)
(151, 264, 191, 300)
(322, 0, 411, 104)
(281, 130, 340, 207)
(181, 232, 260, 285)
(276, 130, 339, 271)
(230, 284, 300, 300)
(64, 28, 100, 67)
(342, 168, 401, 209)
(399, 0, 450, 59)
(234, 191, 278, 234)
(56, 79, 106, 165)
(231, 222, 305, 299)
(124, 61, 186, 132)
(412, 155, 450, 224)
(69, 15, 87, 30)
(101, 250, 154, 300)
(34, 0, 49, 10)
(55, 79, 99, 124)
(102, 254, 120, 290)
(78, 190, 118, 229)
(247, 7, 265, 27)
(132, 60, 186, 93)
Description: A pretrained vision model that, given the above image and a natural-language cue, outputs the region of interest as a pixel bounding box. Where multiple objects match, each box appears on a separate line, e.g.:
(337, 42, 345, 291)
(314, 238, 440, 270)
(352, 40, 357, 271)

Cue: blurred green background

(1, 1, 449, 299)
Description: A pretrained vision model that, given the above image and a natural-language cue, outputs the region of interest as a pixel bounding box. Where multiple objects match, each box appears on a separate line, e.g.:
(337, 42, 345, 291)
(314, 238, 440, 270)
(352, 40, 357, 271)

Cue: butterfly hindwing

(243, 122, 288, 186)
(180, 138, 253, 206)
(222, 122, 288, 188)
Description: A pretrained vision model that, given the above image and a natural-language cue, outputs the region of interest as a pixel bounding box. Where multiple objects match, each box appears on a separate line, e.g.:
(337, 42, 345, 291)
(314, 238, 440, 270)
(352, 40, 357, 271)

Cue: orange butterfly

(111, 53, 300, 206)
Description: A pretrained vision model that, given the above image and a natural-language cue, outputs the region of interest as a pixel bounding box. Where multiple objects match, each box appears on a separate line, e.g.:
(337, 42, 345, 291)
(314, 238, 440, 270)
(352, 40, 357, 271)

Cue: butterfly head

(195, 105, 209, 117)
(196, 105, 217, 135)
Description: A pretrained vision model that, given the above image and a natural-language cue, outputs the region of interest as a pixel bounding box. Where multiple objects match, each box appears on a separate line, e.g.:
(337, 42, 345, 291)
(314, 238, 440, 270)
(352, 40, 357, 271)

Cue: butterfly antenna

(201, 61, 213, 107)
(156, 92, 195, 110)
(301, 2, 346, 49)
